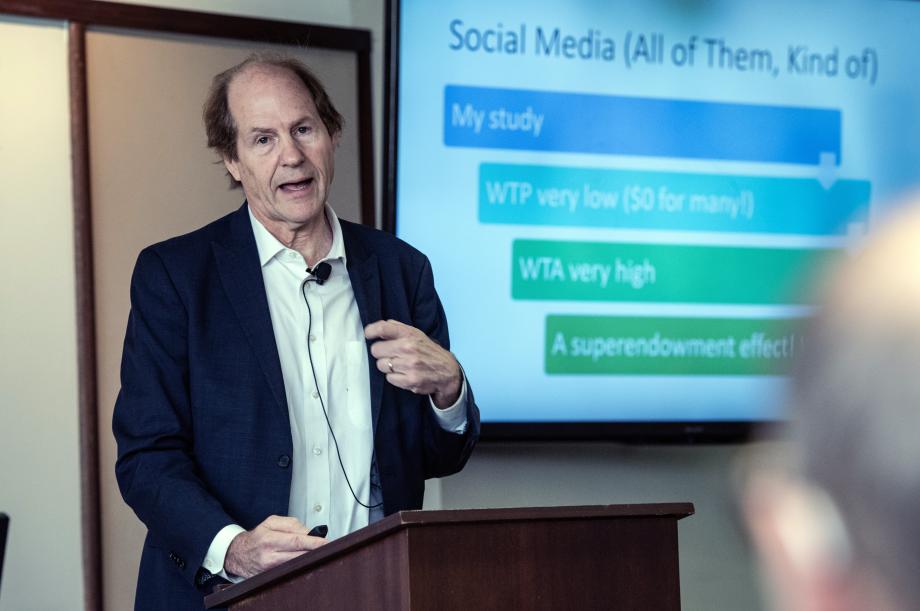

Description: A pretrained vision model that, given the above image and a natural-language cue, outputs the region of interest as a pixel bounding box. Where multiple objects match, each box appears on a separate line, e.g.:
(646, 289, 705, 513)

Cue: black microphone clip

(306, 261, 332, 285)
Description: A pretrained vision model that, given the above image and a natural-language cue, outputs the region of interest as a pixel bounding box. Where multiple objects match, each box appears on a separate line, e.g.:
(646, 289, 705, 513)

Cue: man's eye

(296, 126, 311, 135)
(256, 136, 270, 145)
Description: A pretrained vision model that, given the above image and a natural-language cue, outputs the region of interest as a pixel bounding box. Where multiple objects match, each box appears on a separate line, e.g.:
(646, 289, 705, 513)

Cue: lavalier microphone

(306, 261, 332, 285)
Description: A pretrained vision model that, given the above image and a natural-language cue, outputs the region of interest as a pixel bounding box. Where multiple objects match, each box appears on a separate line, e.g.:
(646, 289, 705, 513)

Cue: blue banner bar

(445, 85, 841, 165)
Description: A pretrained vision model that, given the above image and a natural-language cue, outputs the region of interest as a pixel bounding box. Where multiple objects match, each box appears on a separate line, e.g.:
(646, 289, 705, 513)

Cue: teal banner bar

(479, 163, 870, 236)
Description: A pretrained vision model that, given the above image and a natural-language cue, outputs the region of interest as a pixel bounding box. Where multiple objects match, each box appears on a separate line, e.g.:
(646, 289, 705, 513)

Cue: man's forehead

(232, 62, 298, 86)
(227, 64, 318, 118)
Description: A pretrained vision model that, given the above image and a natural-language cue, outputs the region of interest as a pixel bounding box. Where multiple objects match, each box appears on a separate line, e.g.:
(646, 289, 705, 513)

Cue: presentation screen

(387, 0, 920, 439)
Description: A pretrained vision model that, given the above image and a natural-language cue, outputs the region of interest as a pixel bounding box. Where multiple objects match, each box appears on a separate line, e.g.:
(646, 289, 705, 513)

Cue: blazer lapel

(212, 204, 288, 416)
(342, 224, 385, 434)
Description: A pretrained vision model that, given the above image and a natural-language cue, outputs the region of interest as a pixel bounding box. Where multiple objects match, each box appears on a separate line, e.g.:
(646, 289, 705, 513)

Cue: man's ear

(223, 156, 241, 182)
(332, 129, 342, 149)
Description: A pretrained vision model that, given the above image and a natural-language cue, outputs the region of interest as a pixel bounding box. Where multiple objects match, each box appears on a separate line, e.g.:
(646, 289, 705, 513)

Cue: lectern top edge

(205, 502, 694, 609)
(397, 503, 695, 525)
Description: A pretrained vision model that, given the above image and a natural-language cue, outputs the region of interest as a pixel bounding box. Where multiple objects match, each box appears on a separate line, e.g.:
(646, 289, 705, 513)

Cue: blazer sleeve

(410, 256, 481, 478)
(112, 248, 235, 586)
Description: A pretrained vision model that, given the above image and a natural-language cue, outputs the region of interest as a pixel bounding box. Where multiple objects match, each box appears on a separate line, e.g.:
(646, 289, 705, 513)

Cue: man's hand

(365, 319, 462, 408)
(224, 515, 326, 579)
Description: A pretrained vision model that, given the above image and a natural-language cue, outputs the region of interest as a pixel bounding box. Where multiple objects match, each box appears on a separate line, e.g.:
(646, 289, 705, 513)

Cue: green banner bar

(546, 315, 803, 375)
(513, 239, 836, 304)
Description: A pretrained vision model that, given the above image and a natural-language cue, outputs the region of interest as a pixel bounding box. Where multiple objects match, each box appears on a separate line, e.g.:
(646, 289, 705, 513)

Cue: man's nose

(280, 135, 306, 166)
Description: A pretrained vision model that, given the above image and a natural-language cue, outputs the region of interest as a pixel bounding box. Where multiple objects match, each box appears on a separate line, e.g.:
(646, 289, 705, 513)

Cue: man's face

(223, 65, 337, 232)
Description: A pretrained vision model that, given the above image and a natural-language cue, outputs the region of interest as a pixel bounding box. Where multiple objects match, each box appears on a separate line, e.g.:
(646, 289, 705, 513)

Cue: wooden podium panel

(206, 504, 693, 611)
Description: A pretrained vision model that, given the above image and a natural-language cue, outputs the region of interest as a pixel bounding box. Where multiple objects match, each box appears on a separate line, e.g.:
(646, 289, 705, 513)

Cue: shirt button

(312, 390, 319, 399)
(288, 251, 297, 259)
(277, 455, 291, 468)
(312, 447, 322, 456)
(309, 334, 317, 342)
(313, 504, 323, 513)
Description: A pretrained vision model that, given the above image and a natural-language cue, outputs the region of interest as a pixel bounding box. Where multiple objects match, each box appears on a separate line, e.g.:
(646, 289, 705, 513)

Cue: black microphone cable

(301, 262, 382, 510)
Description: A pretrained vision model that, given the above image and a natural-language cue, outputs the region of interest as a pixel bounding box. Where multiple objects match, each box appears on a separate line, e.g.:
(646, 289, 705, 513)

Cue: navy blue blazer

(113, 204, 480, 610)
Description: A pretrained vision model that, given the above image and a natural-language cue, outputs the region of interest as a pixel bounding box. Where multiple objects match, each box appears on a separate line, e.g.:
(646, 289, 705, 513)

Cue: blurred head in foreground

(745, 197, 920, 611)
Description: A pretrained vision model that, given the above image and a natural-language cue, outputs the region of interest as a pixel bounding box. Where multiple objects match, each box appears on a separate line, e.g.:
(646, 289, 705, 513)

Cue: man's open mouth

(279, 178, 314, 192)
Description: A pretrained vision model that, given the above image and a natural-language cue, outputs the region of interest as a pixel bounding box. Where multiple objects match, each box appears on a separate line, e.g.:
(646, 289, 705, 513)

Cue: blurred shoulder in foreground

(744, 194, 920, 611)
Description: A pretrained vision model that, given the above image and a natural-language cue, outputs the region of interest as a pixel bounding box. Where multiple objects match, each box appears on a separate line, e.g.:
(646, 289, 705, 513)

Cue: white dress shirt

(201, 205, 467, 578)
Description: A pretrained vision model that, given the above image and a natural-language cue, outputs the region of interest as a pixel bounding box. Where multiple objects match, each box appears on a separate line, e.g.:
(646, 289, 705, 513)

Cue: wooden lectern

(205, 503, 694, 610)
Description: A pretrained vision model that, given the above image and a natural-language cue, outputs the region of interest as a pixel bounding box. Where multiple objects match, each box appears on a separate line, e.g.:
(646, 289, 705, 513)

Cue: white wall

(0, 17, 85, 611)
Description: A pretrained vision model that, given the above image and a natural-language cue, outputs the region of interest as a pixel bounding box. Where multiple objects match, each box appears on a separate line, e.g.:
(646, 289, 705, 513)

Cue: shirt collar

(247, 204, 347, 269)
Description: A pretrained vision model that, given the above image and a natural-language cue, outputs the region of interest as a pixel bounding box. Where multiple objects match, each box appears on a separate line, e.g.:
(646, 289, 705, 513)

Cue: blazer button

(277, 454, 291, 468)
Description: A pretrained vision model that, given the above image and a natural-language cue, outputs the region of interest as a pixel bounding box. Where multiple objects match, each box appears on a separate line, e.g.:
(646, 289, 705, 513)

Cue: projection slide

(394, 0, 920, 423)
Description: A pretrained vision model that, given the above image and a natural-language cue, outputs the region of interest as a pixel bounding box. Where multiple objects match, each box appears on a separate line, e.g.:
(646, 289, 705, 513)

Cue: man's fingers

(366, 320, 460, 401)
(267, 550, 311, 567)
(375, 356, 394, 374)
(369, 339, 401, 359)
(374, 352, 416, 377)
(268, 531, 327, 552)
(225, 524, 326, 579)
(365, 319, 413, 341)
(385, 372, 425, 394)
(255, 545, 322, 576)
(262, 515, 308, 533)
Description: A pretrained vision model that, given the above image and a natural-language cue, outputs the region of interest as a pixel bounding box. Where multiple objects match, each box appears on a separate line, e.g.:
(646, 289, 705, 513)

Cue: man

(744, 199, 920, 611)
(113, 54, 479, 609)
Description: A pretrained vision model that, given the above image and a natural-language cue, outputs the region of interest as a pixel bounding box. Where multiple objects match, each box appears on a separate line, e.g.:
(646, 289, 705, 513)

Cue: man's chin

(274, 199, 326, 224)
